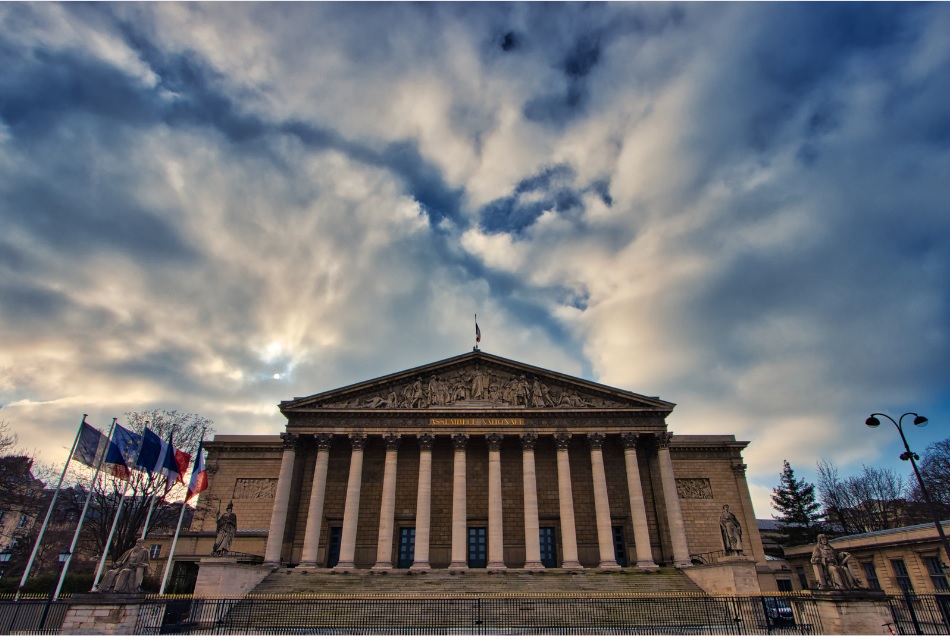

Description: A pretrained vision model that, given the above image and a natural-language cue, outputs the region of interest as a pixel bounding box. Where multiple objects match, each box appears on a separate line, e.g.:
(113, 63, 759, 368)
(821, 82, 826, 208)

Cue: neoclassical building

(171, 351, 770, 590)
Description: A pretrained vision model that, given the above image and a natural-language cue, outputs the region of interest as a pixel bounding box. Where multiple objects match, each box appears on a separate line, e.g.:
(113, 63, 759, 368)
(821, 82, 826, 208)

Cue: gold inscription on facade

(429, 418, 525, 427)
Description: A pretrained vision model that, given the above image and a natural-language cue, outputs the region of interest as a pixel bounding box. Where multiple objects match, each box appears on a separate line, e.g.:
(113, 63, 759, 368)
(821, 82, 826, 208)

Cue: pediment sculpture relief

(319, 366, 627, 409)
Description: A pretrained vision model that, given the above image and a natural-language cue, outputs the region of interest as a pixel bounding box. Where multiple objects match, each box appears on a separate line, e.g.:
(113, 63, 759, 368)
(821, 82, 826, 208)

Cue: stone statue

(810, 534, 861, 590)
(470, 366, 487, 400)
(98, 539, 150, 594)
(212, 501, 237, 556)
(719, 504, 743, 555)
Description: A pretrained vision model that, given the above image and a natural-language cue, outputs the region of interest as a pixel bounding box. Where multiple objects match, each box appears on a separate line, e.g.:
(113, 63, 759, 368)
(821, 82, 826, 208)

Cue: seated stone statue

(98, 539, 150, 594)
(810, 534, 862, 590)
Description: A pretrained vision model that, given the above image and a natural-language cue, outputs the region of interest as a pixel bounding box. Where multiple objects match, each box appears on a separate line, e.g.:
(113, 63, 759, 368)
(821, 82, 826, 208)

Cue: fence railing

(0, 595, 69, 634)
(887, 594, 950, 635)
(134, 594, 824, 635)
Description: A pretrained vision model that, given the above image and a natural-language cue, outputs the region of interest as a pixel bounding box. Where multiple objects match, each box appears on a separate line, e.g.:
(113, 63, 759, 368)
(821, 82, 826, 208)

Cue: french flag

(137, 428, 189, 490)
(186, 440, 208, 502)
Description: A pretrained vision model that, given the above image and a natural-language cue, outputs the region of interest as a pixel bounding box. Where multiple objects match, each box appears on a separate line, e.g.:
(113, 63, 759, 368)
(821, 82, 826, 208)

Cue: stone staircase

(207, 568, 729, 632)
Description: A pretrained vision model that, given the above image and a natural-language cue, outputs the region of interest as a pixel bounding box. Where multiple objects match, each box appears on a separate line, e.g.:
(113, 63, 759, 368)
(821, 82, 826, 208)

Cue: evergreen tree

(772, 460, 823, 546)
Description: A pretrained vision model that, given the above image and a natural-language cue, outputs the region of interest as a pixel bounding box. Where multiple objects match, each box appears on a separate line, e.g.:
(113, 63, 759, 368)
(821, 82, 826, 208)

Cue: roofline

(278, 349, 676, 413)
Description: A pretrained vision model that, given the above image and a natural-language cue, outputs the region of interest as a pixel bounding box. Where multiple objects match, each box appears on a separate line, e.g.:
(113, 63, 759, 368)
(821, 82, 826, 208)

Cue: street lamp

(58, 550, 70, 565)
(866, 412, 950, 564)
(0, 548, 12, 577)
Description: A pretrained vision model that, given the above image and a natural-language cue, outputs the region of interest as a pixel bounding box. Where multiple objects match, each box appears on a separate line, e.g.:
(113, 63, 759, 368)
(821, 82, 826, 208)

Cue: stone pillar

(589, 433, 622, 570)
(657, 432, 691, 567)
(812, 591, 893, 635)
(732, 462, 766, 562)
(620, 433, 659, 570)
(264, 432, 298, 565)
(333, 433, 365, 572)
(410, 433, 434, 572)
(554, 433, 582, 570)
(298, 434, 332, 568)
(521, 434, 545, 571)
(449, 434, 469, 572)
(486, 433, 506, 572)
(371, 434, 401, 572)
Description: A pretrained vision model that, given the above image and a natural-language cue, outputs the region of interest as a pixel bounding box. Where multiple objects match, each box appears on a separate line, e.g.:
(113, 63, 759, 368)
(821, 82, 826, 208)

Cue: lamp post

(866, 412, 950, 565)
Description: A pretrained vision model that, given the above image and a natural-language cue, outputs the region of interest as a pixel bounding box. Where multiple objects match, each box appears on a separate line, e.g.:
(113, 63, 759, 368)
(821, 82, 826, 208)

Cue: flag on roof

(475, 318, 481, 344)
(73, 422, 110, 469)
(186, 440, 208, 502)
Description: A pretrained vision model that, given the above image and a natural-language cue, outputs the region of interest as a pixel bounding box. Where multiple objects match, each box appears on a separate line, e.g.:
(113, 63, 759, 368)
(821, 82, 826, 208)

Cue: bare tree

(817, 460, 909, 535)
(909, 437, 950, 521)
(65, 410, 213, 564)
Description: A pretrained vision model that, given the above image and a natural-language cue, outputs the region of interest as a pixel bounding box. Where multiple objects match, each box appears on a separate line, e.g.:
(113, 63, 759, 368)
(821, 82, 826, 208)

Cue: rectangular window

(468, 527, 487, 568)
(0, 510, 5, 523)
(862, 562, 882, 591)
(149, 544, 161, 559)
(796, 566, 809, 590)
(777, 578, 793, 592)
(539, 527, 557, 568)
(397, 527, 415, 569)
(326, 527, 342, 568)
(17, 514, 27, 529)
(612, 526, 627, 567)
(891, 558, 914, 594)
(924, 556, 950, 592)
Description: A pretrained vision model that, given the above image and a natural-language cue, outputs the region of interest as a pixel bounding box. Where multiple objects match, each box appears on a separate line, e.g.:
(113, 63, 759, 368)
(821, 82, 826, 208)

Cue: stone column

(521, 434, 544, 571)
(620, 433, 659, 570)
(589, 433, 622, 570)
(554, 434, 582, 569)
(264, 432, 298, 566)
(298, 434, 332, 568)
(333, 433, 366, 572)
(731, 462, 766, 562)
(371, 434, 401, 572)
(486, 433, 506, 572)
(410, 434, 434, 573)
(449, 434, 469, 572)
(657, 432, 691, 567)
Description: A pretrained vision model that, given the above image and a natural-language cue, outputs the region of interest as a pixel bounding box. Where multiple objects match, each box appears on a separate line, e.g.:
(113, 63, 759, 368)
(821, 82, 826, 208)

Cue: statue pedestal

(811, 590, 891, 635)
(61, 593, 147, 635)
(682, 557, 761, 594)
(193, 557, 275, 597)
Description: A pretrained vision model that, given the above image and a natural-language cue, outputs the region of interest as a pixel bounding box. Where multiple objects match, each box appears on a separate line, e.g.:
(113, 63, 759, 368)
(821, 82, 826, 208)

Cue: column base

(560, 561, 583, 570)
(673, 560, 693, 568)
(487, 563, 507, 573)
(448, 562, 469, 573)
(409, 562, 430, 574)
(598, 561, 623, 571)
(523, 561, 545, 572)
(370, 563, 392, 574)
(296, 562, 320, 570)
(331, 562, 356, 573)
(635, 561, 660, 570)
(262, 561, 281, 568)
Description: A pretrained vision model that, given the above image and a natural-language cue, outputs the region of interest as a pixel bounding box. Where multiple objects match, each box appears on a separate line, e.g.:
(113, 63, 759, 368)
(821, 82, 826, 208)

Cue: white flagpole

(159, 427, 204, 595)
(159, 500, 188, 595)
(140, 493, 159, 540)
(54, 417, 117, 600)
(15, 415, 87, 601)
(90, 482, 129, 591)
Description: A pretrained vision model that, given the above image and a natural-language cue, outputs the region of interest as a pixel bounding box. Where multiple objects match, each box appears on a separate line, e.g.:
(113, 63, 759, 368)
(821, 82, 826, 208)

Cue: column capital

(732, 463, 747, 477)
(452, 433, 469, 451)
(280, 432, 300, 451)
(520, 433, 537, 451)
(418, 433, 434, 451)
(486, 433, 503, 452)
(554, 433, 572, 450)
(656, 431, 674, 449)
(349, 433, 366, 451)
(315, 433, 332, 451)
(587, 432, 605, 450)
(384, 434, 401, 451)
(620, 432, 642, 450)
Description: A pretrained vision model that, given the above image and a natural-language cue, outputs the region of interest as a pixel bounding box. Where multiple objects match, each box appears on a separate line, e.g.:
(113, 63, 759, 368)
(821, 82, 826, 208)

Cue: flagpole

(54, 417, 117, 600)
(15, 415, 87, 601)
(141, 492, 159, 540)
(90, 482, 129, 591)
(160, 427, 204, 596)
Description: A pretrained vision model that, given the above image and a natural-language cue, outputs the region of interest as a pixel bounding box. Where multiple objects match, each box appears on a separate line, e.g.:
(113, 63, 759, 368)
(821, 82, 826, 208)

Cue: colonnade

(264, 431, 692, 570)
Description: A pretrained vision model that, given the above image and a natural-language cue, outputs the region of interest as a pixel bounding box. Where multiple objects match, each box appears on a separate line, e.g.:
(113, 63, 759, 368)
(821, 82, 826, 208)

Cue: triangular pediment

(280, 351, 674, 414)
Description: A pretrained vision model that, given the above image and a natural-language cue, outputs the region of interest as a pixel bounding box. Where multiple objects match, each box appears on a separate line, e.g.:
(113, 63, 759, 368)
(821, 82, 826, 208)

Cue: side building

(162, 350, 774, 593)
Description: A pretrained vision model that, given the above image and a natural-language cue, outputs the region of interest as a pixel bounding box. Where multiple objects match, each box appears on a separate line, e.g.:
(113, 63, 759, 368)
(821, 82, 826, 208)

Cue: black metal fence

(134, 594, 823, 635)
(0, 594, 69, 634)
(888, 594, 950, 635)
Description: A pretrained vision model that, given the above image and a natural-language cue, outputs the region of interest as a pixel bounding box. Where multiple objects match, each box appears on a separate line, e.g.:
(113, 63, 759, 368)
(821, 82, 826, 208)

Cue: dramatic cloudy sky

(2, 3, 950, 517)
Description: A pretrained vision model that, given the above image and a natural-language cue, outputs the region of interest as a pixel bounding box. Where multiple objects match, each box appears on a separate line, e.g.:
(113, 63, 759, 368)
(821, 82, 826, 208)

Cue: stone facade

(163, 351, 770, 589)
